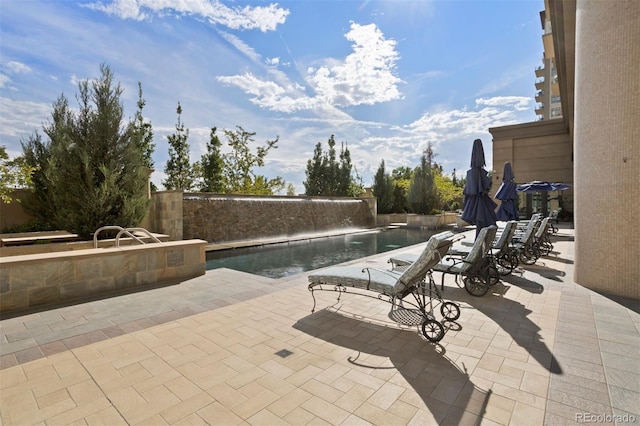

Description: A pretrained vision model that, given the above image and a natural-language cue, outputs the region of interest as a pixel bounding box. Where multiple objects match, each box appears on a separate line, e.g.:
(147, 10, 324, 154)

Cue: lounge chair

(390, 226, 498, 297)
(531, 216, 553, 258)
(510, 215, 542, 265)
(449, 220, 518, 276)
(307, 231, 460, 343)
(548, 210, 559, 234)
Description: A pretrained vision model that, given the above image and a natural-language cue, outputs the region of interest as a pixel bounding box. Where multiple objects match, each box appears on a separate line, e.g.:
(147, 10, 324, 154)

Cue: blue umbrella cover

(461, 139, 498, 238)
(495, 162, 519, 221)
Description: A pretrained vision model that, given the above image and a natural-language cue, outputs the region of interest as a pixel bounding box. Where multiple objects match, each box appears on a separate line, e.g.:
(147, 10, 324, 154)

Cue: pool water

(205, 228, 442, 278)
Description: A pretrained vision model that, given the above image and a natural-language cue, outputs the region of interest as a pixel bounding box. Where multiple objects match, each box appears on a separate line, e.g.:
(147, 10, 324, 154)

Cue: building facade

(492, 0, 639, 300)
(535, 0, 563, 120)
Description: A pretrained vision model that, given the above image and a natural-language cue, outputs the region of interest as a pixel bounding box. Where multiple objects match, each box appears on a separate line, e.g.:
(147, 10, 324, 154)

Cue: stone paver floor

(1, 226, 638, 425)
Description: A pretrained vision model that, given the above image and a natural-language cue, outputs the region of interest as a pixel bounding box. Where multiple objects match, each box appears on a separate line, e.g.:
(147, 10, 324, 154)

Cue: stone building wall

(490, 119, 573, 218)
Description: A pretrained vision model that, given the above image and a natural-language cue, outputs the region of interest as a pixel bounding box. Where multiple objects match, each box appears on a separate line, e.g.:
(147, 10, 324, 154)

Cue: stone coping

(0, 239, 201, 265)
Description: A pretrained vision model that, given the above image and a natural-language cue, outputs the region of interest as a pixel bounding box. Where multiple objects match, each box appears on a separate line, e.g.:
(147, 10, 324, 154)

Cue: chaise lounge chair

(510, 215, 542, 265)
(447, 220, 518, 276)
(530, 216, 553, 259)
(307, 231, 460, 343)
(389, 226, 498, 297)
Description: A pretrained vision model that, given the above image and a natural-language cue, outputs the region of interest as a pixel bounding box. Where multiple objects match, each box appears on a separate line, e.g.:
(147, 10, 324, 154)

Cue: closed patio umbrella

(494, 162, 519, 221)
(461, 139, 497, 239)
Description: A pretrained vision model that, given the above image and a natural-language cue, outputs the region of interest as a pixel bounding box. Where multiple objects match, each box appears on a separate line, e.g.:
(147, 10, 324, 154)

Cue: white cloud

(5, 61, 32, 74)
(0, 74, 10, 89)
(0, 97, 51, 139)
(217, 22, 403, 113)
(266, 57, 280, 67)
(0, 61, 32, 88)
(348, 95, 533, 176)
(309, 22, 403, 107)
(476, 96, 531, 111)
(84, 0, 289, 32)
(219, 30, 262, 63)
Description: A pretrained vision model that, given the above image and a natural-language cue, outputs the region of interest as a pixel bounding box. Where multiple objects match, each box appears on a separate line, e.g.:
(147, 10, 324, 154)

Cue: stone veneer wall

(140, 190, 183, 241)
(376, 213, 459, 229)
(182, 194, 376, 243)
(0, 239, 206, 316)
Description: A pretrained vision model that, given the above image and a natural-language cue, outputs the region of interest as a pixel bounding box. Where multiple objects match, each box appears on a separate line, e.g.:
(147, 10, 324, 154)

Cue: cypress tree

(22, 64, 148, 238)
(163, 103, 195, 191)
(199, 127, 225, 192)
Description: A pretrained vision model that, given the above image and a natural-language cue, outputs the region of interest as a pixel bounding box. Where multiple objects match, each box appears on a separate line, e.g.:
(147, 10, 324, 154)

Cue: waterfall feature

(182, 195, 376, 243)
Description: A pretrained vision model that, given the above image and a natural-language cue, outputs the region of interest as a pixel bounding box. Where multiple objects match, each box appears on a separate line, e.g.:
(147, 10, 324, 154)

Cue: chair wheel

(487, 265, 500, 285)
(464, 275, 489, 297)
(422, 319, 445, 342)
(441, 302, 460, 321)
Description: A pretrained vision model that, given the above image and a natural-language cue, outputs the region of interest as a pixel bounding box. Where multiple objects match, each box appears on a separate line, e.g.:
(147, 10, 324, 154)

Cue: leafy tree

(390, 166, 412, 213)
(222, 126, 284, 194)
(434, 170, 463, 211)
(0, 146, 35, 203)
(21, 64, 148, 238)
(347, 165, 365, 197)
(163, 103, 196, 191)
(199, 127, 225, 192)
(286, 183, 296, 196)
(372, 160, 395, 214)
(407, 143, 437, 214)
(304, 135, 361, 196)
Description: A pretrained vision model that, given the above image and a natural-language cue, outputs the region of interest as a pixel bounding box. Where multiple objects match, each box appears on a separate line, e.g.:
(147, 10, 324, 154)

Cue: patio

(1, 225, 638, 425)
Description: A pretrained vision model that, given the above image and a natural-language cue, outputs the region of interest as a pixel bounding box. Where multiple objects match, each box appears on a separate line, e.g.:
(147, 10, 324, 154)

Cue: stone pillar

(573, 0, 639, 299)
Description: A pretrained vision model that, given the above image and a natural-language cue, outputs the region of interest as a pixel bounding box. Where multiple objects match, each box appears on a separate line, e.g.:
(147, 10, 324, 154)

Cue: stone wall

(141, 190, 183, 241)
(182, 194, 376, 243)
(377, 212, 459, 229)
(0, 239, 206, 316)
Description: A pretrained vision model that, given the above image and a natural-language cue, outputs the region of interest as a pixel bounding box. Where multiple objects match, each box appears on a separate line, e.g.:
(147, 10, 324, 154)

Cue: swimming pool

(205, 228, 443, 278)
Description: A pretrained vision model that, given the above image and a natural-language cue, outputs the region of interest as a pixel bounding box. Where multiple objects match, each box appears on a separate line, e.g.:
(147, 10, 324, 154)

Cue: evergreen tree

(129, 82, 154, 170)
(163, 103, 195, 191)
(199, 127, 225, 192)
(303, 135, 361, 196)
(303, 142, 324, 196)
(22, 63, 148, 238)
(129, 82, 155, 191)
(372, 160, 395, 214)
(408, 143, 437, 214)
(337, 142, 353, 196)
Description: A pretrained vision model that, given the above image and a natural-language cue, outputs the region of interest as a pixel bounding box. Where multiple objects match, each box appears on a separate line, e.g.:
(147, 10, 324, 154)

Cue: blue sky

(0, 0, 543, 193)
